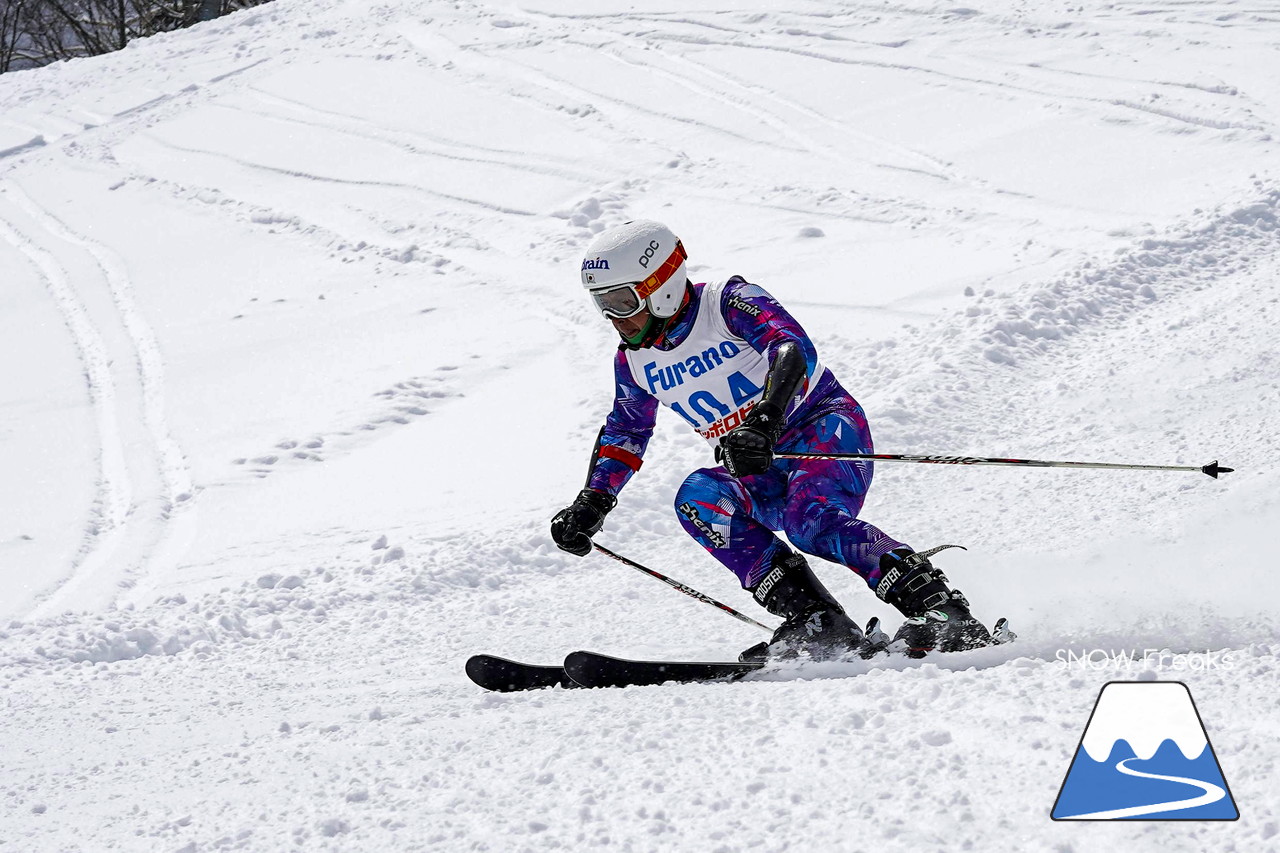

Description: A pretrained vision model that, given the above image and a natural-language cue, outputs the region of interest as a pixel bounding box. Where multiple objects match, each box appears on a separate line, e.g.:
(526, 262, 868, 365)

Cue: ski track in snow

(523, 5, 1272, 137)
(0, 192, 132, 612)
(1, 180, 195, 620)
(2, 0, 1279, 849)
(137, 130, 542, 218)
(6, 183, 194, 510)
(238, 89, 612, 186)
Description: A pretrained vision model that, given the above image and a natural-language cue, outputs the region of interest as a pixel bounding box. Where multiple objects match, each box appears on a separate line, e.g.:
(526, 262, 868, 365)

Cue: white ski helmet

(580, 220, 689, 320)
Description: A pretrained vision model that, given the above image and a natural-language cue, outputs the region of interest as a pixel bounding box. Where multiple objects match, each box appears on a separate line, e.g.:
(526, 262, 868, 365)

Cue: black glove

(550, 489, 617, 556)
(716, 402, 787, 478)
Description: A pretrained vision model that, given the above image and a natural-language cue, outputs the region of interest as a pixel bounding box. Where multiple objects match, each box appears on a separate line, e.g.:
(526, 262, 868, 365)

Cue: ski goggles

(589, 241, 687, 320)
(591, 282, 647, 319)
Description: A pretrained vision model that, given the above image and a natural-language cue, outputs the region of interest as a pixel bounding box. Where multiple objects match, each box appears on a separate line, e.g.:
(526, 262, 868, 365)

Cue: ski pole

(772, 452, 1234, 479)
(592, 543, 773, 633)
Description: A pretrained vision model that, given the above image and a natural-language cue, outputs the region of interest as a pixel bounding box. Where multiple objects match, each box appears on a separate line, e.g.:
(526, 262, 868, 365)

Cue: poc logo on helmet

(638, 239, 661, 268)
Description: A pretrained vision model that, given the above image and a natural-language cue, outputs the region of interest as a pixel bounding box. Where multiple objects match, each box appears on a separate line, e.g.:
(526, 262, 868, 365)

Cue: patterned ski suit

(587, 276, 908, 590)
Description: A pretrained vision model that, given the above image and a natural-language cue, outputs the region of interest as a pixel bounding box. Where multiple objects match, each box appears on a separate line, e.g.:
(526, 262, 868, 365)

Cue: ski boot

(876, 545, 992, 658)
(739, 551, 865, 662)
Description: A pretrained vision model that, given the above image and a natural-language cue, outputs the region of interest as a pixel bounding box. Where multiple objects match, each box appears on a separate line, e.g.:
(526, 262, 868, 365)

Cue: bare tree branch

(1, 0, 272, 74)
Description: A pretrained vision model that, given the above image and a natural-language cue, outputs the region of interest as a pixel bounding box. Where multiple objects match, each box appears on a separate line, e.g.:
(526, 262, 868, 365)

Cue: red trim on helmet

(599, 445, 644, 471)
(636, 241, 687, 299)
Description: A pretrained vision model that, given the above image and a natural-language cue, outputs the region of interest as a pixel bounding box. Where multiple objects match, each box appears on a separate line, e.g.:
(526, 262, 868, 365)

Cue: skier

(551, 220, 992, 661)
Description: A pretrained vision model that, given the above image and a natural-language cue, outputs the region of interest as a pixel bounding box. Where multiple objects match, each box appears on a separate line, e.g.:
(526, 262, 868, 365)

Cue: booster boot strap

(875, 544, 967, 617)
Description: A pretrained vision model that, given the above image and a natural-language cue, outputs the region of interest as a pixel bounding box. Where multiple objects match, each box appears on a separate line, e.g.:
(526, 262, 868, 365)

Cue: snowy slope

(2, 0, 1278, 850)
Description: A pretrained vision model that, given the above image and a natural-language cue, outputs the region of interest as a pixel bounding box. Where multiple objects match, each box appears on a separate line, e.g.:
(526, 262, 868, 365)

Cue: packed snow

(2, 0, 1278, 850)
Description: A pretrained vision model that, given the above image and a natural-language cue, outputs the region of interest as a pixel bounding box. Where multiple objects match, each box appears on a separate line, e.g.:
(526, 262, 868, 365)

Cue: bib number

(670, 371, 762, 428)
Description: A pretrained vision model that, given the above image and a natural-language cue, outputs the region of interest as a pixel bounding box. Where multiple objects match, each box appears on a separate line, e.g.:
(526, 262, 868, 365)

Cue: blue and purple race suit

(586, 276, 908, 591)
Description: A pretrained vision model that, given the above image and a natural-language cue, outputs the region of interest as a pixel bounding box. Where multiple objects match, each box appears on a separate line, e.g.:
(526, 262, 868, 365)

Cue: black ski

(464, 654, 579, 692)
(563, 650, 765, 688)
(466, 618, 1016, 692)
